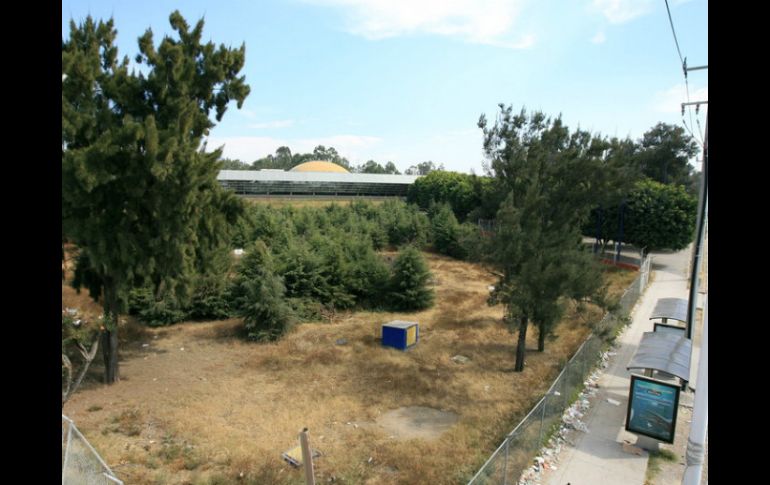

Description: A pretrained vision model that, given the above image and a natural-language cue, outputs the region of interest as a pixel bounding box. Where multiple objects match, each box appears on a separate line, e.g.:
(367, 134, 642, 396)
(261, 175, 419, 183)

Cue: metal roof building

(217, 167, 420, 197)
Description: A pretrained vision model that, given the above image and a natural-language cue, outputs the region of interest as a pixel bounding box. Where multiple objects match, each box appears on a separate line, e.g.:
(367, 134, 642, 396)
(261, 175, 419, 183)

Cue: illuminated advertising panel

(625, 374, 680, 443)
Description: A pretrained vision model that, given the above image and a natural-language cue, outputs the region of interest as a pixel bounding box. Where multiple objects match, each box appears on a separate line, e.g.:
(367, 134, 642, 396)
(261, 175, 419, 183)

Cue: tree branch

(62, 334, 100, 407)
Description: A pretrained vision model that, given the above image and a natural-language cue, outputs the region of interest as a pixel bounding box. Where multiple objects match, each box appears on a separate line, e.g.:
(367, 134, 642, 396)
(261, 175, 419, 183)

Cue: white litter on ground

(517, 346, 619, 485)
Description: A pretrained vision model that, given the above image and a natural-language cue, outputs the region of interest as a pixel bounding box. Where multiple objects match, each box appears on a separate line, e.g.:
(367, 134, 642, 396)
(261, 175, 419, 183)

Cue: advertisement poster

(625, 375, 680, 443)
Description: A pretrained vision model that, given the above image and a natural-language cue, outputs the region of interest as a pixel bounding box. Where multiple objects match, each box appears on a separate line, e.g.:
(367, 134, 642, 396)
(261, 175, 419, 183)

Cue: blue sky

(62, 0, 708, 174)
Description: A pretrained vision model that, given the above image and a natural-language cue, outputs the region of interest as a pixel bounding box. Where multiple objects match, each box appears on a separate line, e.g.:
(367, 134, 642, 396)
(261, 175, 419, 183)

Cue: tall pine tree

(480, 106, 606, 371)
(62, 12, 250, 383)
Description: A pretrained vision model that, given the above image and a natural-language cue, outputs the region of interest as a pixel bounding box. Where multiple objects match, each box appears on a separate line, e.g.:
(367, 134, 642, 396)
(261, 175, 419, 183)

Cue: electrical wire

(664, 0, 685, 69)
(665, 0, 705, 145)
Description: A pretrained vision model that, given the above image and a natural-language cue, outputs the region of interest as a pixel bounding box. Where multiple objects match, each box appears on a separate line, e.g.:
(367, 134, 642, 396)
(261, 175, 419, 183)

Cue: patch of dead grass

(64, 252, 636, 484)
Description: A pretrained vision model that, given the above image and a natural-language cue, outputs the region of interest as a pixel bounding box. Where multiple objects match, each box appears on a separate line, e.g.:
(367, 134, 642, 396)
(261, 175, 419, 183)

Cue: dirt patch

(376, 406, 459, 440)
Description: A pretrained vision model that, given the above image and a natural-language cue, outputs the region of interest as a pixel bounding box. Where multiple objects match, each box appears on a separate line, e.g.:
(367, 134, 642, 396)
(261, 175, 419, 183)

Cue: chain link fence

(467, 256, 650, 485)
(62, 415, 123, 485)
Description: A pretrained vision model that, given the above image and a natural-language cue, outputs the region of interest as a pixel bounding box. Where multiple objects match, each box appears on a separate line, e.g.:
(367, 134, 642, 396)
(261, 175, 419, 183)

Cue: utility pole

(682, 66, 707, 482)
(685, 109, 707, 339)
(682, 294, 708, 485)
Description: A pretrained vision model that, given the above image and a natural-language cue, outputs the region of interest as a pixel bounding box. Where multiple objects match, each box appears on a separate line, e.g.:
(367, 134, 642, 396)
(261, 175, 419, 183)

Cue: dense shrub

(231, 241, 295, 341)
(128, 287, 154, 316)
(380, 200, 430, 247)
(408, 171, 477, 220)
(127, 287, 186, 326)
(388, 246, 435, 311)
(429, 202, 466, 259)
(408, 170, 502, 221)
(343, 238, 391, 308)
(138, 300, 188, 327)
(584, 179, 697, 253)
(457, 222, 486, 262)
(129, 200, 468, 336)
(186, 274, 233, 320)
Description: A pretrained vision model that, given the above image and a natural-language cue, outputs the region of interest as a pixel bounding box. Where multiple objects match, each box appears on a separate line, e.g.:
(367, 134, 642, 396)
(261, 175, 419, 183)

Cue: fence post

(538, 398, 547, 450)
(299, 428, 316, 485)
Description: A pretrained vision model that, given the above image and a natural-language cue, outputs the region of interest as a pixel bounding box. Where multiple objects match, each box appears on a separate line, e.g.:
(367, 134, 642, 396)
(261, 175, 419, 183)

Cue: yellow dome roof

(289, 161, 350, 173)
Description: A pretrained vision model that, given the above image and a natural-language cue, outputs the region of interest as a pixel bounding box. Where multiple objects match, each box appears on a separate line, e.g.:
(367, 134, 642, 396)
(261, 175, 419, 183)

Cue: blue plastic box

(381, 321, 419, 351)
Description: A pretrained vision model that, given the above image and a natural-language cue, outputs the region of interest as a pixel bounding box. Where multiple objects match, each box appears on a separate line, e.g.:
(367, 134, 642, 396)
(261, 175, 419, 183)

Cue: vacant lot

(63, 252, 636, 485)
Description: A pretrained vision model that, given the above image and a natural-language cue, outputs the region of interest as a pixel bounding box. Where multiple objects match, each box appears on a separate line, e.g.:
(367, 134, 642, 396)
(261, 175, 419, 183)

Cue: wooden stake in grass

(299, 428, 316, 485)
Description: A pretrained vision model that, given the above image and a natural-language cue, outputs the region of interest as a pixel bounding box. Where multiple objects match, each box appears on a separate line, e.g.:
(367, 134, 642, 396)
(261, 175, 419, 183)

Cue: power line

(681, 116, 702, 148)
(683, 78, 701, 144)
(664, 0, 685, 70)
(664, 0, 706, 144)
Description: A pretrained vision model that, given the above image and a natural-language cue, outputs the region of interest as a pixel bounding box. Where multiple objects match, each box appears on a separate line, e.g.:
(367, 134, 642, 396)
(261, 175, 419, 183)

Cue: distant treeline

(220, 145, 443, 175)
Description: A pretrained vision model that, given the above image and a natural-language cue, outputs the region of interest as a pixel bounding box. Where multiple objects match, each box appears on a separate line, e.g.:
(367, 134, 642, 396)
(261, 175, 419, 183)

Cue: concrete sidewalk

(542, 247, 697, 485)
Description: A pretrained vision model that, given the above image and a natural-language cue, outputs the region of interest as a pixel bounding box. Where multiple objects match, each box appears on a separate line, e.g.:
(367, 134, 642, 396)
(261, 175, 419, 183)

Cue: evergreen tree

(429, 202, 466, 259)
(344, 238, 391, 307)
(479, 106, 607, 371)
(388, 247, 435, 311)
(231, 242, 295, 341)
(62, 12, 249, 382)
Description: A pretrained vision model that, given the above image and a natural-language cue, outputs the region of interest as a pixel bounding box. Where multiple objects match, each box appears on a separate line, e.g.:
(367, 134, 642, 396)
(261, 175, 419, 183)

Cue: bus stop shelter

(649, 297, 688, 324)
(627, 331, 692, 387)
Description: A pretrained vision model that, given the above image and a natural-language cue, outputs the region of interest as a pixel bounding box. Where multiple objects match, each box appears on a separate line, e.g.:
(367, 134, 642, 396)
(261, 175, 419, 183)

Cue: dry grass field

(62, 252, 636, 485)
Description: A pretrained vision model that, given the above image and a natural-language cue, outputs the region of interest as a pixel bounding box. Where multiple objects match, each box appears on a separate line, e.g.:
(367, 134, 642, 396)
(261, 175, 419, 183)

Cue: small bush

(187, 276, 232, 320)
(128, 287, 187, 327)
(139, 300, 187, 327)
(288, 297, 325, 321)
(128, 287, 154, 316)
(388, 246, 435, 311)
(429, 202, 466, 259)
(232, 242, 296, 341)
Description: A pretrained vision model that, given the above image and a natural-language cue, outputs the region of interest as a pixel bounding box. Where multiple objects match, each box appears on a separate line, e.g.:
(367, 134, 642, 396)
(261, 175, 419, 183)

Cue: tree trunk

(102, 281, 121, 384)
(514, 315, 528, 372)
(538, 323, 546, 352)
(101, 329, 119, 384)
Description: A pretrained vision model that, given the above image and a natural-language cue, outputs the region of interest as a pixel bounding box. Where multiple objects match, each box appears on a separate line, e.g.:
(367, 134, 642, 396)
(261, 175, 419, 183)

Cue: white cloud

(591, 0, 654, 24)
(591, 31, 606, 44)
(248, 119, 295, 129)
(305, 0, 534, 49)
(205, 134, 383, 163)
(653, 84, 708, 114)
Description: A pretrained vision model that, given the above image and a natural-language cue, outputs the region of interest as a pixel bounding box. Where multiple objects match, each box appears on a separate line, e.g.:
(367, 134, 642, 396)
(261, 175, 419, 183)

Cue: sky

(62, 0, 708, 174)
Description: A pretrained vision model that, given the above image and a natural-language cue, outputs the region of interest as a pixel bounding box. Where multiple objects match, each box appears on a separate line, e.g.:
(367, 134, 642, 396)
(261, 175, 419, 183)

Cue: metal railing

(62, 415, 123, 485)
(467, 256, 650, 485)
